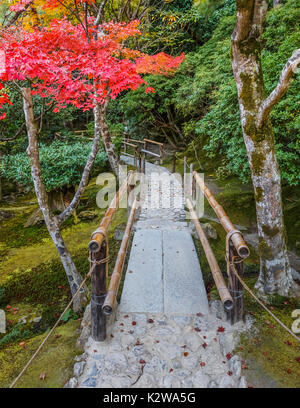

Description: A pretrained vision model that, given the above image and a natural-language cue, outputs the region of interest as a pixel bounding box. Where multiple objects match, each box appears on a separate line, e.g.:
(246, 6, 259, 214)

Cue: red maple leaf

(217, 326, 225, 333)
(226, 353, 232, 360)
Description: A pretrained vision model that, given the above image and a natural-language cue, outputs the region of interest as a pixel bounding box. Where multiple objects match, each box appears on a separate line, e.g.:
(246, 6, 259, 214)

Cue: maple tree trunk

(22, 87, 87, 312)
(94, 102, 119, 177)
(232, 1, 297, 296)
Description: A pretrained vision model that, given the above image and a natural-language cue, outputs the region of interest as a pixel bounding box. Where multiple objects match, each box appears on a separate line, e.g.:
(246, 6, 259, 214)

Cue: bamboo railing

(88, 171, 135, 341)
(191, 170, 250, 324)
(102, 196, 139, 315)
(186, 198, 233, 312)
(121, 138, 165, 172)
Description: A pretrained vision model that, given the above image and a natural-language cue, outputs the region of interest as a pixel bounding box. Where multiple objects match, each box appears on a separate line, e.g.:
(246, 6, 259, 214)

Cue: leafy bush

(1, 141, 107, 191)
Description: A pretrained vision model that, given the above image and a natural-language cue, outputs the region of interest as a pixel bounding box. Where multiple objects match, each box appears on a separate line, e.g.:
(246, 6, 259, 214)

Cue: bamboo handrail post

(90, 241, 107, 341)
(227, 241, 245, 323)
(183, 156, 187, 188)
(159, 145, 163, 165)
(172, 151, 176, 173)
(134, 146, 137, 167)
(190, 163, 194, 199)
(142, 152, 146, 174)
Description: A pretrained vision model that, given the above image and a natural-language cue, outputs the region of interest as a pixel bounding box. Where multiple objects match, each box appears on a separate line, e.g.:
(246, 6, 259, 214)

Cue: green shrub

(2, 141, 107, 192)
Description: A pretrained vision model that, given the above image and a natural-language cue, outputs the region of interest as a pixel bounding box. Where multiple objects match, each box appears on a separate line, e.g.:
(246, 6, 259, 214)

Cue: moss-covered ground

(0, 177, 128, 388)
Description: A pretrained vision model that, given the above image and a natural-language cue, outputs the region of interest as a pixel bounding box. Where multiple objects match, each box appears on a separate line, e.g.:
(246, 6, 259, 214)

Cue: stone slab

(119, 229, 163, 313)
(163, 230, 209, 315)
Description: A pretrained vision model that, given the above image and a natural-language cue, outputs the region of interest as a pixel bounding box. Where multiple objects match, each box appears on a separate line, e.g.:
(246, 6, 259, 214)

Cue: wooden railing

(121, 138, 165, 172)
(88, 171, 136, 341)
(187, 168, 250, 324)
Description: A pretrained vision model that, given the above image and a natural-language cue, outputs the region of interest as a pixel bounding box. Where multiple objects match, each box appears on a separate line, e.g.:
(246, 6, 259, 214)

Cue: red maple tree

(0, 19, 184, 114)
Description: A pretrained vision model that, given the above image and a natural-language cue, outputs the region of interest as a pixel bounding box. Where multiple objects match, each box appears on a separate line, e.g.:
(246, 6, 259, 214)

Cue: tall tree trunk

(94, 102, 120, 176)
(232, 1, 298, 296)
(22, 87, 87, 312)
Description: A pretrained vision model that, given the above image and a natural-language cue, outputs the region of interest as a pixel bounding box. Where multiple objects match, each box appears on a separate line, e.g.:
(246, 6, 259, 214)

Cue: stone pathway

(67, 159, 249, 388)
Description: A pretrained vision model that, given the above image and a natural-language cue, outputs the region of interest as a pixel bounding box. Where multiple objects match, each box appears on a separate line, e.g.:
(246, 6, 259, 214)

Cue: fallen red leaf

(241, 364, 248, 370)
(196, 313, 203, 317)
(132, 321, 137, 326)
(139, 359, 146, 364)
(226, 353, 232, 360)
(194, 328, 201, 332)
(147, 319, 154, 324)
(284, 340, 292, 346)
(295, 357, 300, 363)
(202, 343, 207, 349)
(169, 368, 173, 373)
(227, 371, 233, 376)
(213, 338, 217, 342)
(184, 352, 189, 357)
(286, 368, 291, 374)
(217, 326, 225, 333)
(200, 362, 206, 367)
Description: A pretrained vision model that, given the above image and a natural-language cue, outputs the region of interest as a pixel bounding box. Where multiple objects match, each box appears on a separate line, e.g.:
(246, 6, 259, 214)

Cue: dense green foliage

(1, 141, 107, 191)
(109, 0, 300, 185)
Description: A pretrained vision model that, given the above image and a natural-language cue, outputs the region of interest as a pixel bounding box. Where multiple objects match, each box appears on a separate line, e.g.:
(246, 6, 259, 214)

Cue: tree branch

(94, 0, 109, 26)
(4, 1, 34, 28)
(257, 48, 300, 127)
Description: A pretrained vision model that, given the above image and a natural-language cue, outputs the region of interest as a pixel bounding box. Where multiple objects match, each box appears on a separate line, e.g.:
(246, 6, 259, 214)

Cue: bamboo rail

(186, 198, 233, 311)
(89, 171, 135, 253)
(193, 171, 249, 258)
(102, 196, 139, 315)
(192, 170, 250, 323)
(143, 138, 164, 146)
(88, 171, 135, 341)
(121, 138, 166, 173)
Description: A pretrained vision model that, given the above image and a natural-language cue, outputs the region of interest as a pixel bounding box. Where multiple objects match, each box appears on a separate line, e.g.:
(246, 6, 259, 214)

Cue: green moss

(261, 225, 280, 238)
(251, 151, 266, 176)
(258, 238, 273, 260)
(255, 187, 263, 203)
(240, 73, 256, 111)
(235, 278, 300, 388)
(0, 320, 81, 388)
